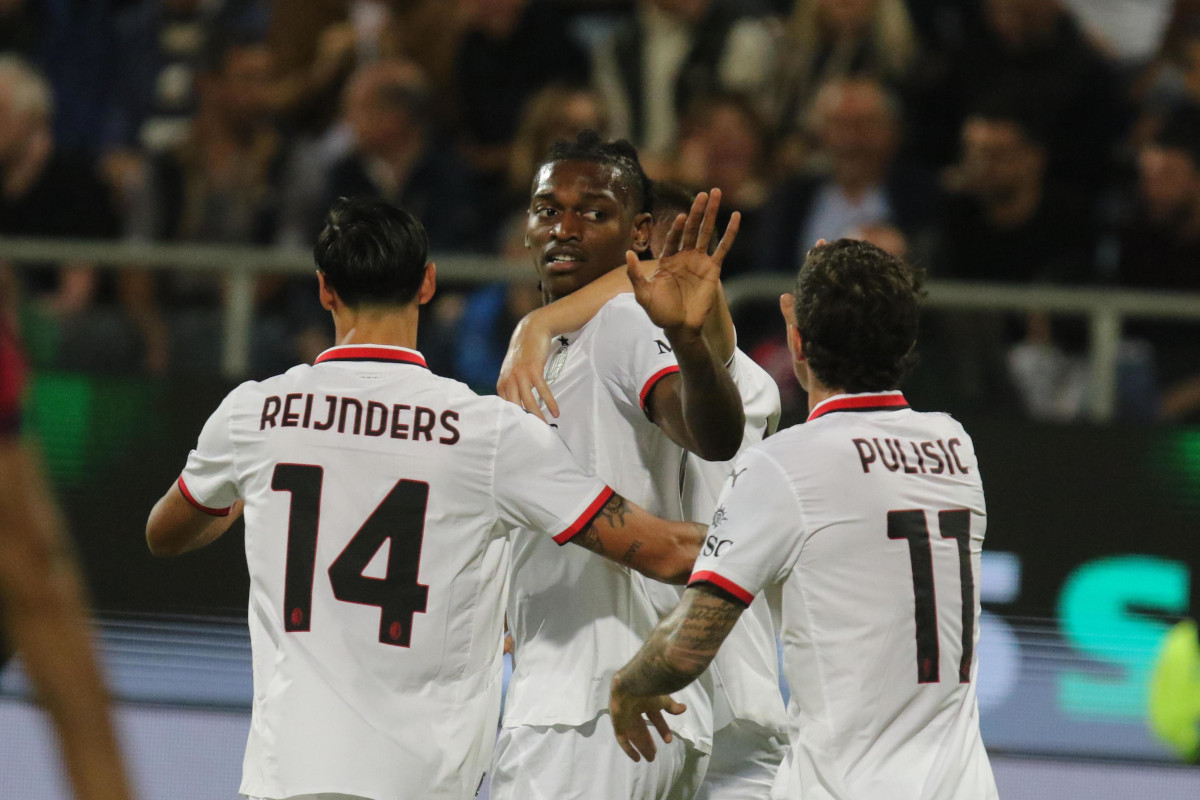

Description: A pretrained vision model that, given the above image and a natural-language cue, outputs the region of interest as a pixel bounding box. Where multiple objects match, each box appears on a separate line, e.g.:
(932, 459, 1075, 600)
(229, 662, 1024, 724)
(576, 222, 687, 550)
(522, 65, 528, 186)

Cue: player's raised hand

(627, 188, 740, 337)
(497, 316, 560, 422)
(609, 685, 687, 763)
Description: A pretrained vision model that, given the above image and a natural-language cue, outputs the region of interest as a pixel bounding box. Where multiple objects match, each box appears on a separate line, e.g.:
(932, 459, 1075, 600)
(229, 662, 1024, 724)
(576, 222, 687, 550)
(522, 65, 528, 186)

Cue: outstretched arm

(638, 190, 744, 461)
(609, 584, 746, 761)
(0, 441, 136, 800)
(567, 493, 704, 585)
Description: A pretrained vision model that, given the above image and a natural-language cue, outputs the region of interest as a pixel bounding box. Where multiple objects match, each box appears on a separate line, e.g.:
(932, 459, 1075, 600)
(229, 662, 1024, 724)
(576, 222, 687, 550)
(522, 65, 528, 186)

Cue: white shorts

(695, 719, 788, 800)
(489, 713, 709, 800)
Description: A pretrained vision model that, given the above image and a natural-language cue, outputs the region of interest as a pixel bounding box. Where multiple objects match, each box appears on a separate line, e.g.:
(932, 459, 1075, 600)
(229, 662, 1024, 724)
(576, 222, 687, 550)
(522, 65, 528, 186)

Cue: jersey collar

(807, 390, 908, 422)
(314, 344, 428, 368)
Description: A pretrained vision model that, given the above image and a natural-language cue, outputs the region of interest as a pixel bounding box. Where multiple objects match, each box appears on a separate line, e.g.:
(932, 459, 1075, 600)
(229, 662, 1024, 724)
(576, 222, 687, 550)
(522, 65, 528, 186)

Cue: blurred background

(1, 0, 1199, 797)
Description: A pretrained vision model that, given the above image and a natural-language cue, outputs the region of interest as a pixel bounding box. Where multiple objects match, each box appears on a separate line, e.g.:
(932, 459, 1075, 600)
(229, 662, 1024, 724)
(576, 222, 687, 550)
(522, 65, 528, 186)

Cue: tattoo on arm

(614, 586, 745, 697)
(575, 495, 631, 558)
(600, 494, 630, 528)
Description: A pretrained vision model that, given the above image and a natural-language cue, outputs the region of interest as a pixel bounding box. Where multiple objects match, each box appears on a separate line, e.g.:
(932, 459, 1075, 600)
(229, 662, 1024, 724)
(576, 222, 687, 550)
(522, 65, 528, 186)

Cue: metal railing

(5, 236, 1200, 422)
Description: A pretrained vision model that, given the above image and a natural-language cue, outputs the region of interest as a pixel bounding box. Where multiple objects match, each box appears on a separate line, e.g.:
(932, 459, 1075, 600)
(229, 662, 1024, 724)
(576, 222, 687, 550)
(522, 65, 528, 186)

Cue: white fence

(4, 237, 1200, 422)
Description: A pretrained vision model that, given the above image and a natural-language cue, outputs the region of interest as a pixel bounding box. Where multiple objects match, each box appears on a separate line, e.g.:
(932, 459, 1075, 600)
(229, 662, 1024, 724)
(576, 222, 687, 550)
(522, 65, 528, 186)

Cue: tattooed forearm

(621, 540, 643, 564)
(576, 523, 606, 556)
(612, 586, 744, 697)
(599, 494, 630, 528)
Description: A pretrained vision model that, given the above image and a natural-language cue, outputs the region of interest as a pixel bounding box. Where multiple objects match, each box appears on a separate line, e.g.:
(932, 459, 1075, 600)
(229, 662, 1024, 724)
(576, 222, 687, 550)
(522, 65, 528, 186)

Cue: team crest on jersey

(545, 336, 570, 384)
(711, 504, 727, 528)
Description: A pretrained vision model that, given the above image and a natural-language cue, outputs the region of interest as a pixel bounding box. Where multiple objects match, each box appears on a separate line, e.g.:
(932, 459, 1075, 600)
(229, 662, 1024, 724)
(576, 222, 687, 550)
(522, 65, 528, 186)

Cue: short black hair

(538, 130, 654, 214)
(650, 181, 696, 225)
(314, 197, 429, 308)
(794, 239, 924, 393)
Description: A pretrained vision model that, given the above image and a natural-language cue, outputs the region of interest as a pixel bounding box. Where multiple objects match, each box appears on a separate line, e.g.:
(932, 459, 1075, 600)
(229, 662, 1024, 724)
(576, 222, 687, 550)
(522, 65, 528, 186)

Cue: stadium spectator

(769, 0, 919, 161)
(1114, 107, 1200, 417)
(123, 32, 289, 375)
(672, 92, 771, 278)
(592, 0, 776, 167)
(0, 56, 136, 371)
(320, 58, 482, 251)
(939, 101, 1095, 418)
(454, 0, 590, 183)
(756, 77, 942, 276)
(505, 84, 609, 212)
(910, 0, 1121, 197)
(941, 101, 1094, 284)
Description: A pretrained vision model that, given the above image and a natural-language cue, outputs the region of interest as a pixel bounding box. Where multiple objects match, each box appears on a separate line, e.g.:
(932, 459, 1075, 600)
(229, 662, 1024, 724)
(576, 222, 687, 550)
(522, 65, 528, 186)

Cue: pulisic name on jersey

(852, 437, 969, 475)
(260, 393, 460, 445)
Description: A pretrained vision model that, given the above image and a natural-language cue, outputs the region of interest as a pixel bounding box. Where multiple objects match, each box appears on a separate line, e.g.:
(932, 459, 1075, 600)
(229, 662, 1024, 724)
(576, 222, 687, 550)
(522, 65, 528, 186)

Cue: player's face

(527, 160, 650, 301)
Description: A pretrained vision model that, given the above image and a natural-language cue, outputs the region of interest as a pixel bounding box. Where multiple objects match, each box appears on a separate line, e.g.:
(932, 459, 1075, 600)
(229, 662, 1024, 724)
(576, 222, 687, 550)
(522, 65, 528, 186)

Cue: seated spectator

(454, 0, 589, 182)
(756, 77, 942, 276)
(0, 56, 135, 371)
(769, 0, 919, 167)
(505, 84, 609, 213)
(125, 32, 289, 375)
(672, 92, 771, 277)
(320, 58, 482, 251)
(592, 0, 776, 168)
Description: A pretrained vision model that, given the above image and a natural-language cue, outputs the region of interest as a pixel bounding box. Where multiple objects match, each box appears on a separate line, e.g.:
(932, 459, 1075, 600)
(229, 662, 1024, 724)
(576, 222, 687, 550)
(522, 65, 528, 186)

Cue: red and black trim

(314, 345, 428, 368)
(807, 392, 908, 422)
(177, 477, 232, 517)
(553, 486, 616, 545)
(639, 365, 681, 411)
(689, 570, 754, 606)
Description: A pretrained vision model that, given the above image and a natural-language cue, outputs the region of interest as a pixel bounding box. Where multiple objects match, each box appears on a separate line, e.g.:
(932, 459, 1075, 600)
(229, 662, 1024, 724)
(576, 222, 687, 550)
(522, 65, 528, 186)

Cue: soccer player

(0, 317, 135, 800)
(488, 132, 747, 800)
(144, 198, 707, 800)
(498, 182, 788, 798)
(609, 239, 1000, 800)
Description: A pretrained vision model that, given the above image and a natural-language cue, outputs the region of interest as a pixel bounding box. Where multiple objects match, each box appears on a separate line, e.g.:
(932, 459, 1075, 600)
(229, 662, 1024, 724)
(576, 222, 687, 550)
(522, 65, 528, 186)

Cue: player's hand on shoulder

(608, 680, 686, 763)
(628, 188, 740, 338)
(497, 314, 559, 422)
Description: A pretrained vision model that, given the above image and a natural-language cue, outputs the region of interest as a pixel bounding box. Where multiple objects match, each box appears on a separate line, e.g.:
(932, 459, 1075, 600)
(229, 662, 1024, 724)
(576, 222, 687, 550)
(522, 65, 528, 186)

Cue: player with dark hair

(145, 196, 709, 800)
(498, 178, 789, 798)
(610, 239, 1000, 800)
(488, 131, 752, 799)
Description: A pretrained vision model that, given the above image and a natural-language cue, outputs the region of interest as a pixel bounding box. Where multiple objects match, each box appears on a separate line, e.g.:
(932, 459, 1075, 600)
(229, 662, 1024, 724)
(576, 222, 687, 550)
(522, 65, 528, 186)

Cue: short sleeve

(688, 448, 805, 605)
(493, 405, 613, 544)
(178, 390, 240, 516)
(592, 297, 680, 414)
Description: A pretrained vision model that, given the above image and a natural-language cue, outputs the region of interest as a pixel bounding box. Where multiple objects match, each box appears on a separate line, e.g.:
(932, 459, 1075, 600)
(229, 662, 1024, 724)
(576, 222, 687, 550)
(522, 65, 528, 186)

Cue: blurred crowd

(2, 0, 1200, 421)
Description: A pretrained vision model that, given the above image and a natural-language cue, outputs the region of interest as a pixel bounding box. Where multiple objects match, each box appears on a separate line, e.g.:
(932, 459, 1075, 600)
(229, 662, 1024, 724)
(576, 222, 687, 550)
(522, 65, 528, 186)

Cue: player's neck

(332, 305, 420, 352)
(805, 384, 841, 415)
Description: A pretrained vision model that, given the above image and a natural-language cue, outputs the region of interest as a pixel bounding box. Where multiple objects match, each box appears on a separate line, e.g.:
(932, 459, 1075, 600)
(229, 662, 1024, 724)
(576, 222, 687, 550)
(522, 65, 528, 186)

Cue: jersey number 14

(272, 463, 429, 647)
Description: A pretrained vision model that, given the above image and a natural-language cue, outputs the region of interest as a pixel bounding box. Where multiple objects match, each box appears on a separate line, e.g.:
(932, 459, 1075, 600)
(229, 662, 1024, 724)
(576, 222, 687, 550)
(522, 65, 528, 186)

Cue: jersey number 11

(272, 463, 430, 647)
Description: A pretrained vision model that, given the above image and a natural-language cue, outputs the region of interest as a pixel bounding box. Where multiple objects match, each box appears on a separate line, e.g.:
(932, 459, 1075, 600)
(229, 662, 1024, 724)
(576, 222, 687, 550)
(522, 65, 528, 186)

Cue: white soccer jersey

(503, 293, 712, 751)
(680, 349, 788, 734)
(177, 345, 613, 800)
(689, 392, 999, 800)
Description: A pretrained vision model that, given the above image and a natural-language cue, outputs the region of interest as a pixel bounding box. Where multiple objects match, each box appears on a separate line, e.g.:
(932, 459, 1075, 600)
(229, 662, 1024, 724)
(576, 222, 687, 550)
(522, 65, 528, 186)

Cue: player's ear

(318, 271, 336, 311)
(631, 212, 653, 254)
(418, 262, 437, 306)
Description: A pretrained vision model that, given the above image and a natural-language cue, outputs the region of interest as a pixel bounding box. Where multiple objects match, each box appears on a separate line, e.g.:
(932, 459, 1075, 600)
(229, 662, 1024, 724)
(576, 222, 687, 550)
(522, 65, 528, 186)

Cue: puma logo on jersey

(730, 467, 748, 487)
